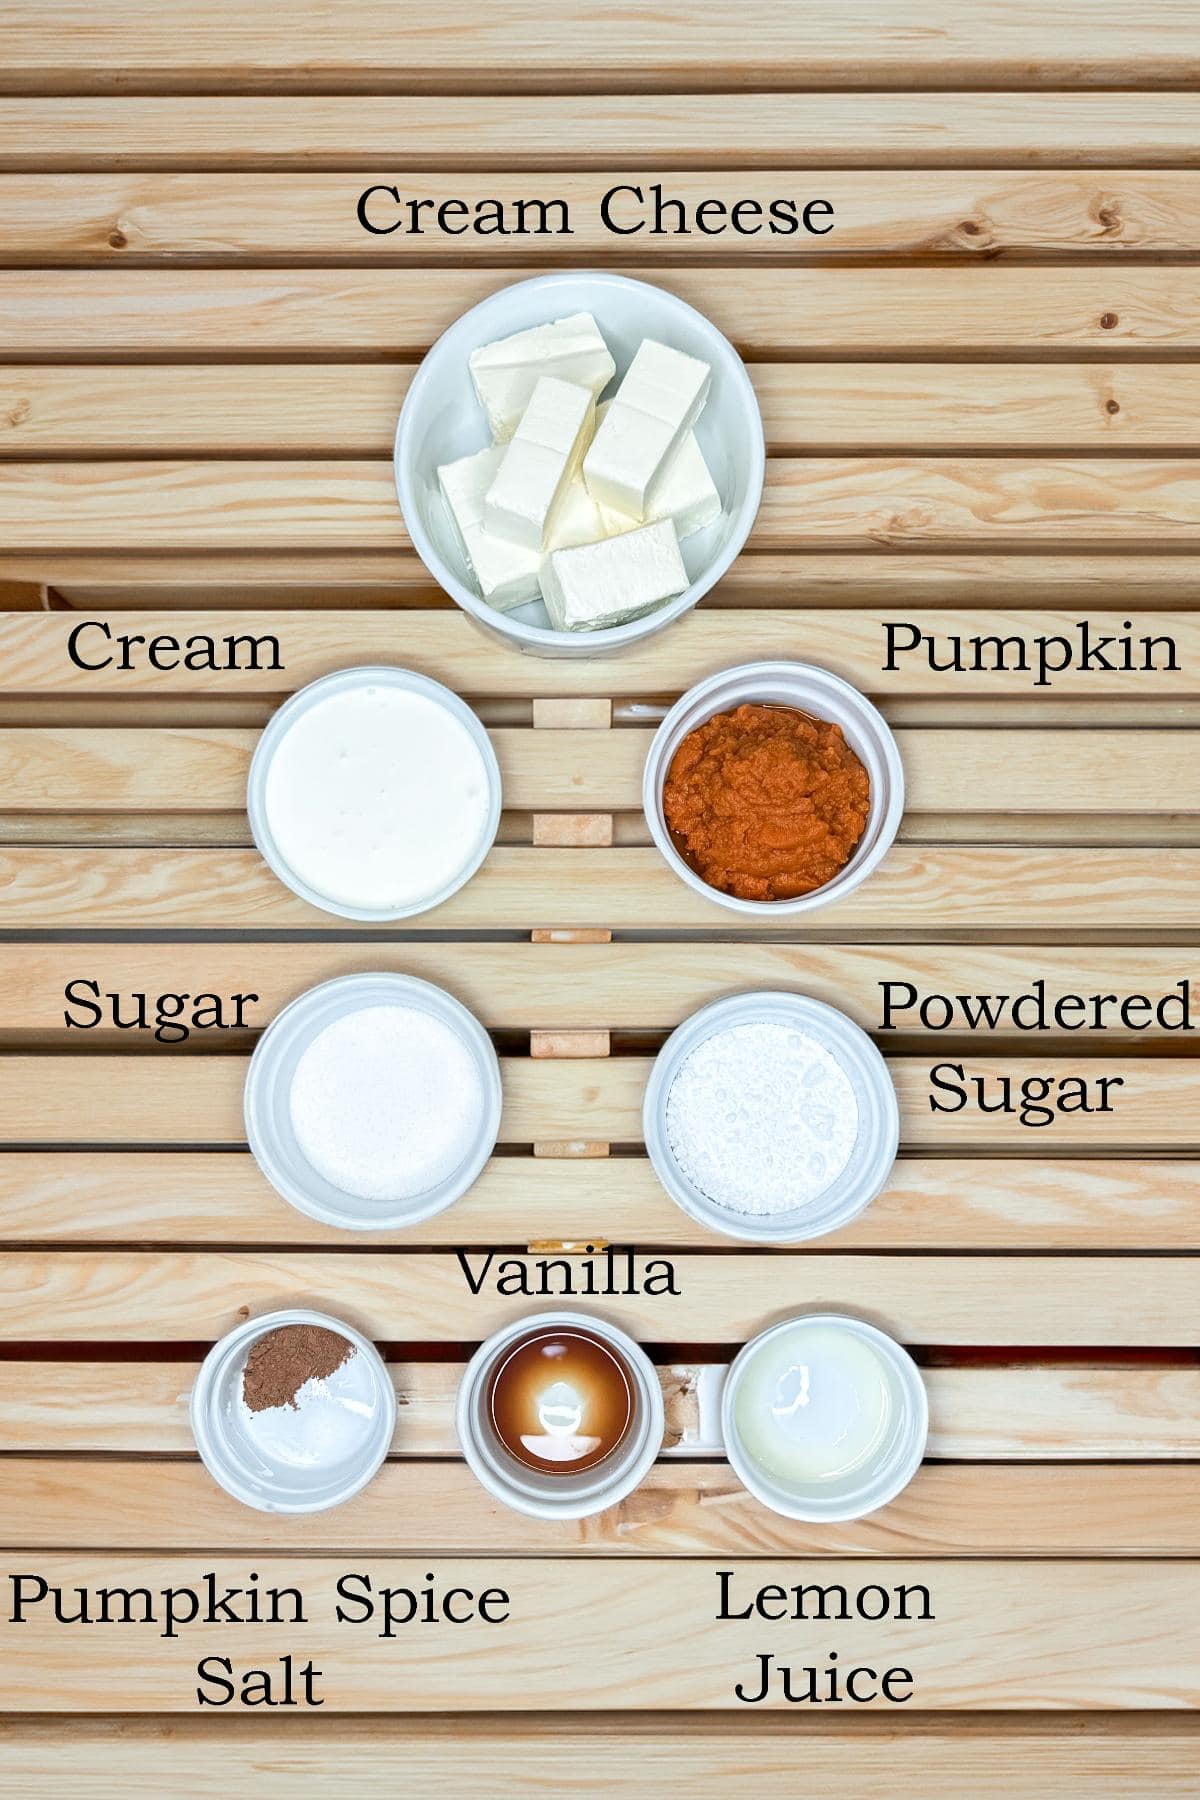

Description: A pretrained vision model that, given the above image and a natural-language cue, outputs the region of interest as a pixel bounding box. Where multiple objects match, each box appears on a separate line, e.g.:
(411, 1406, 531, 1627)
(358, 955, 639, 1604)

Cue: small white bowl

(456, 1310, 665, 1520)
(643, 991, 899, 1244)
(190, 1308, 396, 1514)
(394, 271, 764, 658)
(722, 1313, 927, 1523)
(244, 972, 503, 1231)
(643, 660, 904, 917)
(247, 665, 502, 922)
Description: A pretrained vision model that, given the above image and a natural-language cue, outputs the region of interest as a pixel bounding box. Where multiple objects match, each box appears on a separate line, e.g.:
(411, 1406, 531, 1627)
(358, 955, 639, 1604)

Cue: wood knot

(6, 397, 31, 429)
(1099, 311, 1119, 330)
(959, 219, 983, 236)
(107, 228, 127, 250)
(1106, 398, 1120, 415)
(1095, 202, 1121, 232)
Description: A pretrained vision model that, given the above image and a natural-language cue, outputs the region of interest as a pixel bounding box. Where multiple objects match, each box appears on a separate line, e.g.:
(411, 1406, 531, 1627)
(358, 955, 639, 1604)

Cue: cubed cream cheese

(583, 338, 711, 522)
(437, 444, 542, 612)
(594, 400, 720, 541)
(541, 518, 689, 633)
(468, 312, 616, 442)
(484, 375, 595, 551)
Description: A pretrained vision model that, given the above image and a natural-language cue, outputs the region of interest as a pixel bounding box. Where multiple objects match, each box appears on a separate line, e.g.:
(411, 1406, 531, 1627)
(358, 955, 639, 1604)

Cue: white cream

(732, 1322, 895, 1487)
(263, 680, 491, 914)
(438, 444, 542, 612)
(583, 338, 711, 521)
(485, 375, 595, 550)
(541, 518, 688, 633)
(469, 312, 615, 441)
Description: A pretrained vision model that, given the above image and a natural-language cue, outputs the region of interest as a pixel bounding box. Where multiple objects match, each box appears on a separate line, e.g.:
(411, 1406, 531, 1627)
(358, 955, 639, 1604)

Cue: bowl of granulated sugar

(245, 972, 502, 1231)
(643, 991, 898, 1244)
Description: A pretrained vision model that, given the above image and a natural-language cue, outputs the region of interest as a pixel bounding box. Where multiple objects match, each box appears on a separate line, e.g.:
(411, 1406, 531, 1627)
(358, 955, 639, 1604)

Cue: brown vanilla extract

(487, 1325, 635, 1475)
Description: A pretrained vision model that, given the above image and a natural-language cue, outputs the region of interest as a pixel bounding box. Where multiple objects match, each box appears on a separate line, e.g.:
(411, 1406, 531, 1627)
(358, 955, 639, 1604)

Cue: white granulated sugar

(289, 1003, 483, 1200)
(664, 1021, 859, 1215)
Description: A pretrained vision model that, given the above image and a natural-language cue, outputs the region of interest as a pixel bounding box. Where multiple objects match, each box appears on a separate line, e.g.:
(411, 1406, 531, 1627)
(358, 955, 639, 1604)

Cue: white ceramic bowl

(247, 665, 502, 923)
(456, 1310, 665, 1520)
(643, 660, 904, 917)
(191, 1308, 396, 1514)
(722, 1313, 927, 1523)
(643, 991, 899, 1244)
(394, 272, 764, 658)
(244, 972, 503, 1231)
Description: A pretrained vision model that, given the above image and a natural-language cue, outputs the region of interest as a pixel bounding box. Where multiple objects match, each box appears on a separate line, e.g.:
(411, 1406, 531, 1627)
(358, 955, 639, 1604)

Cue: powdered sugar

(289, 1003, 484, 1200)
(664, 1020, 859, 1216)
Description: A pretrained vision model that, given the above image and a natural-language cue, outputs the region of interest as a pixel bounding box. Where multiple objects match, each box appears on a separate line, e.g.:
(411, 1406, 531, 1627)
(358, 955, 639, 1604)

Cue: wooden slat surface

(0, 844, 1194, 931)
(0, 724, 1192, 815)
(2, 1152, 1196, 1249)
(3, 268, 1196, 355)
(3, 1716, 1199, 1800)
(1, 1554, 1196, 1710)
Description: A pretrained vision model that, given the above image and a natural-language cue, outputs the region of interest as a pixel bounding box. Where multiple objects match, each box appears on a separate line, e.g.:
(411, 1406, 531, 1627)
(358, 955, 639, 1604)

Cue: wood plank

(5, 173, 1200, 265)
(0, 843, 1194, 932)
(2, 268, 1192, 356)
(12, 942, 1200, 1039)
(6, 94, 1200, 171)
(3, 1053, 1200, 1155)
(3, 1461, 1197, 1555)
(8, 609, 1200, 699)
(0, 725, 1194, 815)
(2, 1715, 1198, 1800)
(2, 2, 1196, 92)
(11, 459, 1200, 552)
(15, 365, 1200, 455)
(5, 1360, 1198, 1459)
(0, 1248, 1195, 1345)
(0, 1554, 1195, 1710)
(1, 1151, 1195, 1249)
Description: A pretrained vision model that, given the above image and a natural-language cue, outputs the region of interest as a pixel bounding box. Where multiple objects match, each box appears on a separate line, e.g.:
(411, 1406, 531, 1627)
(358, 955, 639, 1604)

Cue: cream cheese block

(583, 338, 711, 522)
(594, 400, 720, 541)
(484, 375, 595, 551)
(468, 312, 616, 442)
(437, 444, 541, 612)
(541, 518, 689, 633)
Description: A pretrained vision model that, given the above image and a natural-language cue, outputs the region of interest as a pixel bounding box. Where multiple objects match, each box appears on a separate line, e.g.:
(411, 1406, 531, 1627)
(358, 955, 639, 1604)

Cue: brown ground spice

(242, 1323, 354, 1412)
(663, 702, 870, 903)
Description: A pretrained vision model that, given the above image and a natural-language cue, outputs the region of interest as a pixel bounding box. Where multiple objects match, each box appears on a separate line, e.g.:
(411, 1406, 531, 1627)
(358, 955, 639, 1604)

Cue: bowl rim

(720, 1311, 929, 1522)
(243, 970, 504, 1231)
(642, 989, 900, 1244)
(246, 663, 502, 923)
(642, 658, 905, 917)
(190, 1306, 397, 1514)
(393, 269, 765, 653)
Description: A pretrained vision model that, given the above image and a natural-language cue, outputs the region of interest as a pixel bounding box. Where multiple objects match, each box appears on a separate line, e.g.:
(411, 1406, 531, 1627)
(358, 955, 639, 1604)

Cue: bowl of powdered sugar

(245, 972, 502, 1230)
(643, 992, 898, 1243)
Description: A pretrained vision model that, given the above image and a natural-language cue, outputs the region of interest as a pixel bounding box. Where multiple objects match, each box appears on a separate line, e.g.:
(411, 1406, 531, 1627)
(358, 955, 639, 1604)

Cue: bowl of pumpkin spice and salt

(643, 662, 904, 917)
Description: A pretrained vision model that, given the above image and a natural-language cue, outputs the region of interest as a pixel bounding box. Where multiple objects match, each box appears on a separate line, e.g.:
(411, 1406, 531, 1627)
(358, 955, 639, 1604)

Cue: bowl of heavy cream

(248, 666, 501, 921)
(394, 271, 764, 658)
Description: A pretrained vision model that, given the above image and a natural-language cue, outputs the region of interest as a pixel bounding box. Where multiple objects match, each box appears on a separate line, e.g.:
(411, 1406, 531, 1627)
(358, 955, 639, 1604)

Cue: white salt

(289, 1003, 484, 1200)
(664, 1021, 859, 1216)
(237, 1349, 375, 1472)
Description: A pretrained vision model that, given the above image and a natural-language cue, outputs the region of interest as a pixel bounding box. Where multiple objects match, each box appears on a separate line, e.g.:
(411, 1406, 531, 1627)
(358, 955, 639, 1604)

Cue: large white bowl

(394, 272, 764, 658)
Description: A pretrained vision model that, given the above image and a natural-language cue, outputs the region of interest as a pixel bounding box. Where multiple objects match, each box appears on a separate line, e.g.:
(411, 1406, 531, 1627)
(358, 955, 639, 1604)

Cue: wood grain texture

(3, 268, 1195, 354)
(11, 365, 1200, 454)
(2, 1716, 1198, 1800)
(0, 724, 1193, 814)
(0, 843, 1194, 931)
(3, 1461, 1198, 1553)
(0, 1248, 1196, 1344)
(1, 1151, 1195, 1249)
(6, 94, 1200, 170)
(6, 1053, 1200, 1155)
(0, 1554, 1196, 1710)
(11, 458, 1200, 551)
(6, 609, 1200, 698)
(11, 941, 1200, 1038)
(3, 1359, 1198, 1460)
(2, 2, 1198, 91)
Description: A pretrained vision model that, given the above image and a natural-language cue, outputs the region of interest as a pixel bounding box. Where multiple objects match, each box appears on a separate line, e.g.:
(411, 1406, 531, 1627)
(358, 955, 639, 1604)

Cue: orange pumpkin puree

(662, 703, 870, 902)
